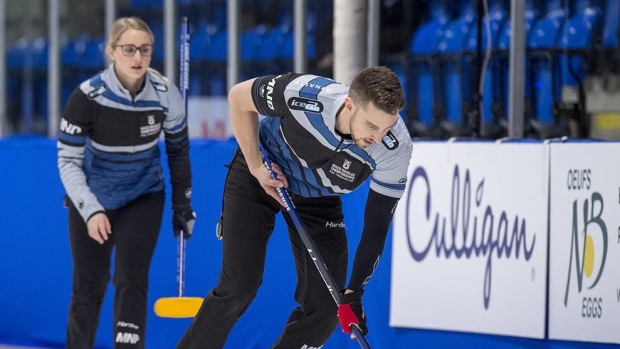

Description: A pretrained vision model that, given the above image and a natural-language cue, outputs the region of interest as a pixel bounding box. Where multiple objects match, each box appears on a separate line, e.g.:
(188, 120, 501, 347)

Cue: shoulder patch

(151, 80, 168, 92)
(86, 73, 106, 99)
(382, 131, 399, 150)
(87, 85, 107, 99)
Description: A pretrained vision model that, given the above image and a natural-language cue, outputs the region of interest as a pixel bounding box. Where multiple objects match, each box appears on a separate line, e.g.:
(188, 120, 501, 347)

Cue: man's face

(349, 102, 398, 149)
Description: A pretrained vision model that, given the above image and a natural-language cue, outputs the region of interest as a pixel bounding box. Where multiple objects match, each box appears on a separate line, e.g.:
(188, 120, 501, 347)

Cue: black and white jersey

(253, 73, 412, 199)
(57, 64, 192, 222)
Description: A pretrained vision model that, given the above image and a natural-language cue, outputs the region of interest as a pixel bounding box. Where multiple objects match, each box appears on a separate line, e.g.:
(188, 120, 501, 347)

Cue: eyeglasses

(114, 44, 154, 57)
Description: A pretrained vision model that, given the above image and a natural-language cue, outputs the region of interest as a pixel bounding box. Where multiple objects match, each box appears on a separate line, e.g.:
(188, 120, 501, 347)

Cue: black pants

(66, 191, 164, 349)
(177, 149, 348, 349)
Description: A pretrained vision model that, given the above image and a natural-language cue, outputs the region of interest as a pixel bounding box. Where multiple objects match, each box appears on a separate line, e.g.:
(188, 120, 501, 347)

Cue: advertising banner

(547, 142, 620, 344)
(390, 141, 548, 338)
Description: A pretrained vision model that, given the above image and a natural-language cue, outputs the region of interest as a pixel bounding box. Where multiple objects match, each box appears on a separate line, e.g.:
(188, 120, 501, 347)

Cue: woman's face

(109, 28, 152, 86)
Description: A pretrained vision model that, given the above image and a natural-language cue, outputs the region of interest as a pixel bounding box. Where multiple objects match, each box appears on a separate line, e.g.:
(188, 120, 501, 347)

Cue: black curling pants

(177, 149, 348, 349)
(66, 191, 163, 349)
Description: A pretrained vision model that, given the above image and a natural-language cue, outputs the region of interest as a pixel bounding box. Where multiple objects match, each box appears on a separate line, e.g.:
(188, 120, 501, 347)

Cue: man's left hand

(338, 289, 368, 336)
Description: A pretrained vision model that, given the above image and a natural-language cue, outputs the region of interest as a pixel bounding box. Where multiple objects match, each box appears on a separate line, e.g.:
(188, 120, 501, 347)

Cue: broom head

(154, 296, 204, 318)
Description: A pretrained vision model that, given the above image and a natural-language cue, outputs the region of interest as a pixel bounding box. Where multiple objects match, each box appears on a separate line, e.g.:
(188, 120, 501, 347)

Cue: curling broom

(153, 16, 203, 318)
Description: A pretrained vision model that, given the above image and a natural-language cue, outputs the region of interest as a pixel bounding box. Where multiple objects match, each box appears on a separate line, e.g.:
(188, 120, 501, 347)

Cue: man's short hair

(349, 66, 405, 115)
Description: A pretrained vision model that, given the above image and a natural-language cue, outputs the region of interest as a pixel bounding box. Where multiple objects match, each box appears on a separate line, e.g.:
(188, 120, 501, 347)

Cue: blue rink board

(0, 136, 616, 349)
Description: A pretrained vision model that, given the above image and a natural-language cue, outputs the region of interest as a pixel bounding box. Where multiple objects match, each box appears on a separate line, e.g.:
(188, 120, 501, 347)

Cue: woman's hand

(87, 212, 112, 244)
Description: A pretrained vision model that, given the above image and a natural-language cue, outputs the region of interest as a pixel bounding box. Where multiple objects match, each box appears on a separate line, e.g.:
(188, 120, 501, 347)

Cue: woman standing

(57, 17, 195, 348)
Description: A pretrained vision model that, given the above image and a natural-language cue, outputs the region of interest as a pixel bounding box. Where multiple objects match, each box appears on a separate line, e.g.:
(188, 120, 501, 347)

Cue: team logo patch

(287, 97, 323, 113)
(140, 115, 161, 137)
(343, 159, 351, 170)
(382, 131, 399, 150)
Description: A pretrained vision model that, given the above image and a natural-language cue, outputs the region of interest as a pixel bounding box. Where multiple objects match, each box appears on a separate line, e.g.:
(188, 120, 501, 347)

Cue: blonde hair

(106, 17, 154, 57)
(107, 16, 166, 85)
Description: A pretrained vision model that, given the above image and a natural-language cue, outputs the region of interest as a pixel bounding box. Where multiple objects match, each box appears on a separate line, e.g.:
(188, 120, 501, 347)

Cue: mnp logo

(60, 118, 82, 135)
(115, 332, 140, 344)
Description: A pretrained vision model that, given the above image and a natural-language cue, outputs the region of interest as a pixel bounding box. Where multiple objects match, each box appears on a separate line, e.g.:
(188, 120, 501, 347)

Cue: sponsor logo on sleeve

(287, 97, 324, 113)
(60, 118, 83, 135)
(265, 75, 281, 111)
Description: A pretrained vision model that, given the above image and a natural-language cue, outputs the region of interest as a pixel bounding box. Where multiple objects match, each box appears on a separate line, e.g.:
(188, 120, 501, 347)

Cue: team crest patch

(343, 159, 351, 170)
(147, 115, 155, 125)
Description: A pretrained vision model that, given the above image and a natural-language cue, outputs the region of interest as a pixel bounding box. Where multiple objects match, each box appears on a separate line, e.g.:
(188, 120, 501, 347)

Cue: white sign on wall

(390, 141, 548, 339)
(187, 96, 232, 139)
(547, 142, 620, 344)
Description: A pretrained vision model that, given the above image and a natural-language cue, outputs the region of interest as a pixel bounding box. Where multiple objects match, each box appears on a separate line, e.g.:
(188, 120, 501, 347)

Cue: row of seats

(399, 0, 619, 140)
(6, 0, 619, 139)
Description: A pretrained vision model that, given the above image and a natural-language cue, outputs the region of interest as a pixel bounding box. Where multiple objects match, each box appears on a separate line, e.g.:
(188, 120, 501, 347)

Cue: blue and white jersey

(57, 64, 192, 222)
(253, 73, 412, 199)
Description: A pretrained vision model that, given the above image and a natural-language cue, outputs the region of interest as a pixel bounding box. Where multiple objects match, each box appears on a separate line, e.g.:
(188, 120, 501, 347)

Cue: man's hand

(338, 289, 368, 336)
(87, 212, 111, 244)
(173, 207, 196, 239)
(252, 161, 289, 207)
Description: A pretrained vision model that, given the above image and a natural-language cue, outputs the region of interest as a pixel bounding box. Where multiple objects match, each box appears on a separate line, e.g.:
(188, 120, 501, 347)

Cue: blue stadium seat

(464, 0, 509, 138)
(62, 36, 90, 107)
(7, 38, 30, 132)
(31, 38, 49, 121)
(7, 37, 48, 133)
(273, 24, 294, 73)
(80, 36, 107, 73)
(131, 0, 162, 8)
(190, 26, 227, 96)
(496, 1, 539, 135)
(554, 0, 602, 137)
(149, 19, 165, 70)
(406, 0, 451, 138)
(188, 26, 209, 96)
(240, 24, 270, 80)
(526, 1, 568, 138)
(595, 0, 620, 85)
(557, 0, 602, 86)
(601, 0, 620, 48)
(8, 39, 27, 73)
(436, 0, 477, 137)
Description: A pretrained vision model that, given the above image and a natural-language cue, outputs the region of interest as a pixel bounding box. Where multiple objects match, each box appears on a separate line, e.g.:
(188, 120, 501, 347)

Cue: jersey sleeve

(348, 189, 400, 291)
(251, 73, 301, 118)
(369, 122, 413, 198)
(57, 87, 105, 222)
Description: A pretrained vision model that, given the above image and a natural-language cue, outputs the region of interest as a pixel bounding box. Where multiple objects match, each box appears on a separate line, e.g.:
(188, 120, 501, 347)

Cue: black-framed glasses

(114, 44, 154, 57)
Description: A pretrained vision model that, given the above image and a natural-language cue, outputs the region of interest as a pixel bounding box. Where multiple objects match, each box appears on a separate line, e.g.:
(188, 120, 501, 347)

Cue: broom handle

(259, 142, 372, 349)
(177, 16, 190, 298)
(177, 232, 186, 297)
